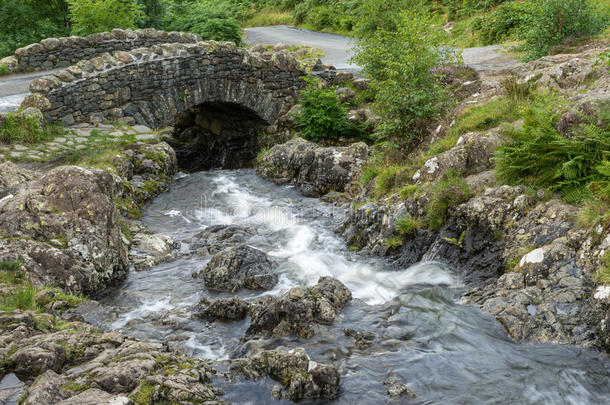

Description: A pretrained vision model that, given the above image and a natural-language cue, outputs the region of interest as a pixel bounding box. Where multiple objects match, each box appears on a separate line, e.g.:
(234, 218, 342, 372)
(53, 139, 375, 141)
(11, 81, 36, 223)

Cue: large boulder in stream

(247, 276, 352, 338)
(0, 166, 128, 295)
(230, 347, 340, 401)
(199, 244, 278, 292)
(256, 137, 370, 197)
(183, 225, 256, 256)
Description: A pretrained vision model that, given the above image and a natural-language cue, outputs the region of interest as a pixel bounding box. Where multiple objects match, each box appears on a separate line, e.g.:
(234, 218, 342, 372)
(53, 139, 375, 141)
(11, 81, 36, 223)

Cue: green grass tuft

(426, 170, 472, 230)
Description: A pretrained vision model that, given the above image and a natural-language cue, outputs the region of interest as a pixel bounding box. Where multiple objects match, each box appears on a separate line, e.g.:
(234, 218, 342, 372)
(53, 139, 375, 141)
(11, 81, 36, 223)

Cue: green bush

(294, 77, 358, 141)
(496, 98, 610, 203)
(164, 1, 242, 44)
(69, 0, 145, 36)
(475, 1, 533, 45)
(353, 6, 458, 149)
(396, 214, 421, 235)
(0, 1, 70, 58)
(522, 0, 606, 61)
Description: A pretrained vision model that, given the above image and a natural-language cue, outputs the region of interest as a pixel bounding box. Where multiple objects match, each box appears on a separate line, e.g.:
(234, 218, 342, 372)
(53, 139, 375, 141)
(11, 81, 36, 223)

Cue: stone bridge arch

(23, 41, 305, 169)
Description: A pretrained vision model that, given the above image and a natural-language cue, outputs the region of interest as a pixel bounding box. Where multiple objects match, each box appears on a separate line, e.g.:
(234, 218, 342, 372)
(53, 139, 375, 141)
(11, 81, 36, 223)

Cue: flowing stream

(92, 169, 609, 404)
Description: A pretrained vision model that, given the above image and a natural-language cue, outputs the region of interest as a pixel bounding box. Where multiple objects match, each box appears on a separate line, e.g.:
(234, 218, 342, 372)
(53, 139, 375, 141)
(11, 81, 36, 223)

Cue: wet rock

(183, 225, 256, 256)
(230, 347, 340, 401)
(257, 137, 369, 197)
(344, 328, 376, 348)
(200, 244, 278, 292)
(247, 276, 352, 338)
(197, 296, 251, 321)
(129, 228, 179, 271)
(384, 375, 416, 399)
(0, 166, 128, 295)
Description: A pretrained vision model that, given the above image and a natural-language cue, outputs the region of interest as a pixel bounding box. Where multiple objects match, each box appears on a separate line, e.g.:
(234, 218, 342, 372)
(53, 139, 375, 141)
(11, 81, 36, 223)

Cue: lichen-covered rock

(199, 244, 278, 292)
(230, 348, 340, 401)
(257, 137, 369, 197)
(197, 296, 251, 321)
(247, 276, 352, 338)
(0, 166, 128, 295)
(183, 225, 257, 256)
(412, 130, 503, 183)
(0, 162, 38, 191)
(1, 310, 223, 405)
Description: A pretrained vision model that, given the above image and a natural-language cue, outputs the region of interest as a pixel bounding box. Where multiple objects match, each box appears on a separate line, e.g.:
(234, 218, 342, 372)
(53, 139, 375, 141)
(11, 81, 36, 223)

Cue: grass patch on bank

(243, 8, 292, 27)
(597, 251, 610, 284)
(0, 114, 63, 145)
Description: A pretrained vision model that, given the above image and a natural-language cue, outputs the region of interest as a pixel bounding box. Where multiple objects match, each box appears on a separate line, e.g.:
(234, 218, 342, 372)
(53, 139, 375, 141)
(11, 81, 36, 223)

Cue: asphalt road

(244, 25, 358, 71)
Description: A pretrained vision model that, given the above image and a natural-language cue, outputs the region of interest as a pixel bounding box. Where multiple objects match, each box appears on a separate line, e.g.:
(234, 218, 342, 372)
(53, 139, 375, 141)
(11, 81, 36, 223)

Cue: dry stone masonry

(0, 28, 201, 72)
(22, 41, 305, 130)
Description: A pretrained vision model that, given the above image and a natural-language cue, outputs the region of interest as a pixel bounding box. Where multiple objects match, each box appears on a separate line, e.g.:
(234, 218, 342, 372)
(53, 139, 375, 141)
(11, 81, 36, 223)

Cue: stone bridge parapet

(21, 41, 306, 128)
(0, 28, 201, 73)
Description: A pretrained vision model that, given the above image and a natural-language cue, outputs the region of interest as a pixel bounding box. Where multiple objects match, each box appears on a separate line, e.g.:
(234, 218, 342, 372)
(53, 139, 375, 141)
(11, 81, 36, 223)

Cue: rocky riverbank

(256, 42, 610, 352)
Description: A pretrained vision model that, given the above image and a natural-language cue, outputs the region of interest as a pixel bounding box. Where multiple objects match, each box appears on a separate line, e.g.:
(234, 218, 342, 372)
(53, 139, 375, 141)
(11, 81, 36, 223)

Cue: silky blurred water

(96, 169, 610, 404)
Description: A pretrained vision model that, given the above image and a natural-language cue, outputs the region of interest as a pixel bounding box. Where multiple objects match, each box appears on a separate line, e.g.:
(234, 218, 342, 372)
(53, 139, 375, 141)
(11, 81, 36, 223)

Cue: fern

(496, 99, 610, 203)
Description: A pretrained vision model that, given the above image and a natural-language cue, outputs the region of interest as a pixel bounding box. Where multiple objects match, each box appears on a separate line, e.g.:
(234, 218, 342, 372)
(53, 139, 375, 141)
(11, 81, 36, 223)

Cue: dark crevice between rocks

(168, 102, 267, 171)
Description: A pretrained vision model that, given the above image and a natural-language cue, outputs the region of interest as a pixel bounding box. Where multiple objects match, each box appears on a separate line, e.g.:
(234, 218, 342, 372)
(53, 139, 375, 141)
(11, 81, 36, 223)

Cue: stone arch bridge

(21, 41, 306, 169)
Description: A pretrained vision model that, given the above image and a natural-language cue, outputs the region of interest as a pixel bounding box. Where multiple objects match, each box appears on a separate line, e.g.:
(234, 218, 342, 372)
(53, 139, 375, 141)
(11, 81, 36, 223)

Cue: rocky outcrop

(230, 347, 340, 401)
(340, 181, 610, 349)
(247, 276, 352, 338)
(199, 244, 279, 292)
(195, 277, 352, 339)
(412, 130, 503, 183)
(257, 137, 370, 197)
(0, 310, 223, 405)
(197, 296, 251, 321)
(1, 28, 201, 73)
(0, 166, 128, 295)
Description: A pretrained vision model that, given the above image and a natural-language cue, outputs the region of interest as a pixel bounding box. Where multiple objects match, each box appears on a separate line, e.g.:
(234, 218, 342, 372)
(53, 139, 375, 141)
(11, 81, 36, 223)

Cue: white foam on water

(184, 335, 228, 360)
(111, 297, 175, 329)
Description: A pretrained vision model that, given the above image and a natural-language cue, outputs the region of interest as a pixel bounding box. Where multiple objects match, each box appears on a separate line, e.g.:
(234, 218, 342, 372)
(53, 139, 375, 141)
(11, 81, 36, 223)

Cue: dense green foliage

(163, 1, 242, 44)
(496, 97, 610, 203)
(0, 0, 70, 58)
(293, 77, 358, 141)
(353, 5, 458, 148)
(69, 0, 145, 36)
(522, 0, 607, 61)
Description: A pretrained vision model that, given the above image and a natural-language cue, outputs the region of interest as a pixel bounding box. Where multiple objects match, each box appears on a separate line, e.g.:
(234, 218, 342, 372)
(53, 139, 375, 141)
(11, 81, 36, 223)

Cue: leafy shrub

(0, 1, 70, 58)
(522, 0, 606, 61)
(69, 0, 145, 36)
(164, 1, 242, 44)
(475, 1, 533, 45)
(353, 7, 458, 149)
(496, 98, 610, 203)
(427, 170, 472, 230)
(294, 77, 358, 141)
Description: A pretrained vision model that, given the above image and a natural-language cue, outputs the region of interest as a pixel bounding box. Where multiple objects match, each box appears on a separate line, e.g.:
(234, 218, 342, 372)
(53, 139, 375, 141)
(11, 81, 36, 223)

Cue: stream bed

(90, 169, 609, 404)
